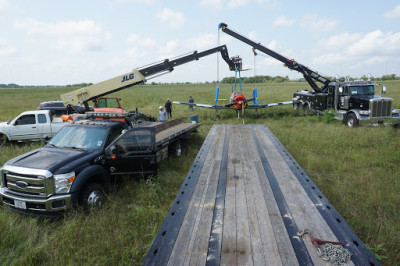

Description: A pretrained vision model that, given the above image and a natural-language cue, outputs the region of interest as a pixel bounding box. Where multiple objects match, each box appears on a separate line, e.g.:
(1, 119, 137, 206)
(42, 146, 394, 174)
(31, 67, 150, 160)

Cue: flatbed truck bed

(144, 124, 379, 265)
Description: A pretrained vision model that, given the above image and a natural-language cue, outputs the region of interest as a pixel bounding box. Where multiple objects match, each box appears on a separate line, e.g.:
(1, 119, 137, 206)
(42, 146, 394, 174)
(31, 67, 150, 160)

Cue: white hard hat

(159, 106, 163, 109)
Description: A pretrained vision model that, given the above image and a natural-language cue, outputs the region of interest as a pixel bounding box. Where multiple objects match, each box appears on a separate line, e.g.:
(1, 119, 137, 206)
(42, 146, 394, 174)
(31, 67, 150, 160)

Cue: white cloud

(384, 4, 400, 19)
(248, 31, 257, 41)
(300, 15, 338, 33)
(156, 8, 185, 29)
(14, 19, 110, 53)
(0, 39, 16, 56)
(127, 34, 156, 47)
(158, 39, 179, 55)
(315, 32, 362, 51)
(227, 0, 251, 9)
(0, 0, 9, 12)
(347, 30, 400, 56)
(114, 0, 154, 3)
(273, 16, 295, 27)
(200, 0, 224, 9)
(200, 0, 264, 10)
(312, 30, 400, 68)
(187, 33, 216, 50)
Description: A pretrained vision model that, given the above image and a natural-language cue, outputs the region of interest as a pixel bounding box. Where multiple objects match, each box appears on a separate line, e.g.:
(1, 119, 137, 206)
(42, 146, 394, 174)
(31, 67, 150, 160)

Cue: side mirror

(106, 145, 118, 159)
(382, 86, 386, 94)
(338, 86, 343, 93)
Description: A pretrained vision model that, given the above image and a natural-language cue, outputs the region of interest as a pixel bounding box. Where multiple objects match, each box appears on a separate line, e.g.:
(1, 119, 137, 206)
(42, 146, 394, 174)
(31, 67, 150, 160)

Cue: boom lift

(60, 45, 240, 113)
(219, 23, 400, 127)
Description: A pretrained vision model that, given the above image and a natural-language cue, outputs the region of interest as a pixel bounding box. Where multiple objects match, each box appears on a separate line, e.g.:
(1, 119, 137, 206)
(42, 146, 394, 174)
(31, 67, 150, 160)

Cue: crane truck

(61, 45, 240, 123)
(0, 45, 241, 217)
(219, 23, 400, 127)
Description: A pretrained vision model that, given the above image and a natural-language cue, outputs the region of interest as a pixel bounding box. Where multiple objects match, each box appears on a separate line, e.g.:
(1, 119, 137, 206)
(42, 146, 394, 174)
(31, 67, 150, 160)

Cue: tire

(170, 141, 182, 156)
(132, 113, 156, 125)
(133, 114, 147, 125)
(0, 134, 9, 148)
(293, 102, 300, 110)
(79, 183, 105, 209)
(346, 113, 359, 128)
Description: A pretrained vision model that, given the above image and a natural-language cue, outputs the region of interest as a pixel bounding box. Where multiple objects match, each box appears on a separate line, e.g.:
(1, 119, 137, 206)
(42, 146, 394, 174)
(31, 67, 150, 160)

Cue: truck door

(105, 127, 157, 175)
(339, 86, 350, 110)
(9, 114, 40, 140)
(36, 113, 52, 138)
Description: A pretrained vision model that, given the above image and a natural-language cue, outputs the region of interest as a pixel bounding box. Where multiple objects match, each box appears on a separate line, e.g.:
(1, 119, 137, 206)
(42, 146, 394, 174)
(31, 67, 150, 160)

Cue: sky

(1, 0, 400, 85)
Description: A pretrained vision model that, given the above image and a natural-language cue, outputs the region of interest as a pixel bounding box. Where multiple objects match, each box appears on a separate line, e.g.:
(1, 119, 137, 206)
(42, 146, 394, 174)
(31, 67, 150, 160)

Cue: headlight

(54, 172, 75, 194)
(359, 110, 370, 115)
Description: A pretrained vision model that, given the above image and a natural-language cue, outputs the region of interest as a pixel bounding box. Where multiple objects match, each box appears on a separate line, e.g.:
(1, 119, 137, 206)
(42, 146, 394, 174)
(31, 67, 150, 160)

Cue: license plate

(14, 200, 27, 209)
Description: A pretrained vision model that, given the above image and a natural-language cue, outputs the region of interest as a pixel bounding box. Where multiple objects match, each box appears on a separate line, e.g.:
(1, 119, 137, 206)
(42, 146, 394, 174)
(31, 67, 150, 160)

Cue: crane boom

(219, 23, 331, 93)
(61, 45, 239, 110)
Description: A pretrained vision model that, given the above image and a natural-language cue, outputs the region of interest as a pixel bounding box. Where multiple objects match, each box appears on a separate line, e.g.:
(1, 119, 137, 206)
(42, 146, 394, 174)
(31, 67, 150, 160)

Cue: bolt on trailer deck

(0, 113, 200, 217)
(219, 22, 400, 127)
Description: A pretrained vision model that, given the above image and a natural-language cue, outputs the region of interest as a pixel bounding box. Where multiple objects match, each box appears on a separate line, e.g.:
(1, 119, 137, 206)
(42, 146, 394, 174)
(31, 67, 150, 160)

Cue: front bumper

(358, 111, 400, 126)
(0, 187, 71, 214)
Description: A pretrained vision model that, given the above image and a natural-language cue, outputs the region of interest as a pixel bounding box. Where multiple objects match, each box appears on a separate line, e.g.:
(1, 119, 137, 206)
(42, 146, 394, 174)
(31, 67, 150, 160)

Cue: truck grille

(2, 170, 51, 198)
(371, 98, 392, 118)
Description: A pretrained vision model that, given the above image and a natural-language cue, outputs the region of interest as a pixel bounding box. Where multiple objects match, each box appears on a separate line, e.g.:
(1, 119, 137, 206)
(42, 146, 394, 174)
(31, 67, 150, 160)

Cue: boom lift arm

(61, 45, 240, 110)
(219, 23, 331, 93)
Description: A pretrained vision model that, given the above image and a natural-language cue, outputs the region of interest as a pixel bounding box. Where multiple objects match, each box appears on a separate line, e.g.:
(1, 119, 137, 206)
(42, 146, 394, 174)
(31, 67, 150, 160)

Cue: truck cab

(93, 97, 125, 113)
(0, 115, 200, 217)
(0, 110, 66, 146)
(294, 80, 400, 127)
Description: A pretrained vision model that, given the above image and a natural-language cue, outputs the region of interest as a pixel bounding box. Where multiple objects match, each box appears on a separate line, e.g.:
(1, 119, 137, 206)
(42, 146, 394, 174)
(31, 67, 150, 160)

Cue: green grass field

(0, 81, 399, 265)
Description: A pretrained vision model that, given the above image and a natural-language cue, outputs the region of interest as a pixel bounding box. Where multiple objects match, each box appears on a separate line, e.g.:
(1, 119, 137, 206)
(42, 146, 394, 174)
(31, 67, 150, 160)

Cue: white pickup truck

(0, 110, 67, 146)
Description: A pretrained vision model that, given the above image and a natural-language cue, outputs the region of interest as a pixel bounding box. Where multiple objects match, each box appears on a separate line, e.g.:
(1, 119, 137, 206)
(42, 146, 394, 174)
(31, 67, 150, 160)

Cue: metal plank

(249, 126, 314, 265)
(206, 127, 230, 265)
(232, 127, 253, 266)
(167, 126, 226, 265)
(220, 127, 239, 265)
(143, 126, 217, 265)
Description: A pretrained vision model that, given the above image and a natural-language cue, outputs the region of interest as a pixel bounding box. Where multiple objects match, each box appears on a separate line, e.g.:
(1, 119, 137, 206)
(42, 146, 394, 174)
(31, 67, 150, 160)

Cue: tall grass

(0, 80, 399, 265)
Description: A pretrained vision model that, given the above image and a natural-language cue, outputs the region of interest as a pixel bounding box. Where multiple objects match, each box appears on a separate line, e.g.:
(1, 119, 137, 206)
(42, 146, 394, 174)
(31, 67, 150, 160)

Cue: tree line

(1, 74, 399, 88)
(0, 83, 93, 88)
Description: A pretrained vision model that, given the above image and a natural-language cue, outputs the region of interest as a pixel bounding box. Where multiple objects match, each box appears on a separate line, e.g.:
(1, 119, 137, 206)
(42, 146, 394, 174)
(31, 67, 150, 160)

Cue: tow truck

(219, 23, 400, 127)
(0, 112, 200, 217)
(61, 45, 240, 122)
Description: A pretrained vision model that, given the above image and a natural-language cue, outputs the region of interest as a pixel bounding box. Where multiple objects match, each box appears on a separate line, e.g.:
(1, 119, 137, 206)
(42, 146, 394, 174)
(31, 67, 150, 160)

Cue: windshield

(49, 126, 108, 151)
(349, 85, 374, 96)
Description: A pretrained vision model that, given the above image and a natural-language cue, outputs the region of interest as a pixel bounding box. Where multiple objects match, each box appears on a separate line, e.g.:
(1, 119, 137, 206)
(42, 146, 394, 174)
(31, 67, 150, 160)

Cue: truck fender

(346, 110, 361, 120)
(0, 131, 10, 140)
(0, 132, 10, 146)
(69, 165, 110, 205)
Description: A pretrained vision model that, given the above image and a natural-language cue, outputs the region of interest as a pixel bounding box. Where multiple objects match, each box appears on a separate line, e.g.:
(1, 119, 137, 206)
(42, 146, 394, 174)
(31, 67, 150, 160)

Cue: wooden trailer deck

(143, 125, 379, 266)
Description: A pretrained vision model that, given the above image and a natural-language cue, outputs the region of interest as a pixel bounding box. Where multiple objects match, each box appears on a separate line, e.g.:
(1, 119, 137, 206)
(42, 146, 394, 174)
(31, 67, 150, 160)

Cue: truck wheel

(346, 113, 359, 128)
(133, 113, 155, 125)
(0, 134, 9, 148)
(79, 183, 105, 208)
(169, 141, 182, 156)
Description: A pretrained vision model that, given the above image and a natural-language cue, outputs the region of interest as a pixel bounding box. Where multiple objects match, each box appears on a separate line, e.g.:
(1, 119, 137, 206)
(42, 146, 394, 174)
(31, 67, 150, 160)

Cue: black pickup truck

(0, 114, 200, 217)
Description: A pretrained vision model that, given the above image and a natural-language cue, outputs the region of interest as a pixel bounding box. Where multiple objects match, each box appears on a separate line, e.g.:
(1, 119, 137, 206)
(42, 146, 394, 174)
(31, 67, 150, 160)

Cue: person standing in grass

(165, 99, 172, 118)
(159, 106, 167, 122)
(188, 96, 194, 111)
